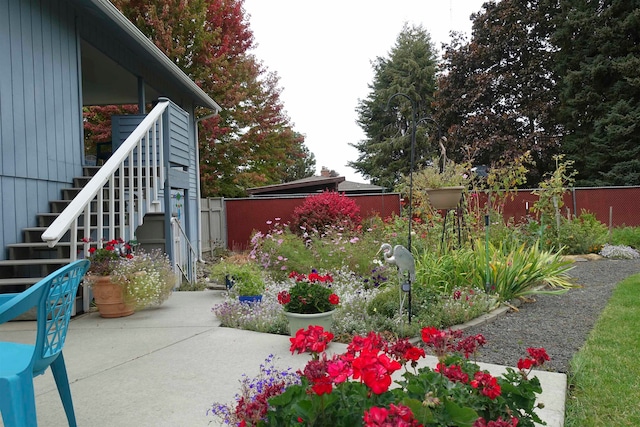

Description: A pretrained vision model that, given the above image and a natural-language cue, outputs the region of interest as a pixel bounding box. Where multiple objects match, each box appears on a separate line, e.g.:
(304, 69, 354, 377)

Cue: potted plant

(85, 239, 135, 318)
(277, 270, 340, 335)
(412, 159, 470, 210)
(111, 248, 176, 310)
(210, 256, 265, 303)
(86, 240, 175, 317)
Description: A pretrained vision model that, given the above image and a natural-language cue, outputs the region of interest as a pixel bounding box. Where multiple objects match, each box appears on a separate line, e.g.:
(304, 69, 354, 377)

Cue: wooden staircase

(0, 166, 125, 309)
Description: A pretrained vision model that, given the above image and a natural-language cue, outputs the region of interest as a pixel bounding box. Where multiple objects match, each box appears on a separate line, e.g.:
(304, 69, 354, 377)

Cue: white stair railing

(42, 100, 169, 280)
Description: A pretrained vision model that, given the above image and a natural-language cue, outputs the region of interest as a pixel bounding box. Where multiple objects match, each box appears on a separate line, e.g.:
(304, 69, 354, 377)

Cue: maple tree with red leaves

(85, 0, 314, 197)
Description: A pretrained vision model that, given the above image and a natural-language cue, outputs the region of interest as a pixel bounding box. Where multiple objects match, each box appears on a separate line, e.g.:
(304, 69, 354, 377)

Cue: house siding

(165, 101, 200, 254)
(111, 101, 201, 254)
(0, 0, 82, 259)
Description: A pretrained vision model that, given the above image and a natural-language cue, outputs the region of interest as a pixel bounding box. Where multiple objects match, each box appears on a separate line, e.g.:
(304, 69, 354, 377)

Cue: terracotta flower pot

(90, 275, 135, 318)
(283, 310, 335, 336)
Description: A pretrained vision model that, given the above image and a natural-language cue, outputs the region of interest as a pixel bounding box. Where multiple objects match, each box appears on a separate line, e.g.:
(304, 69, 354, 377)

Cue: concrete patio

(0, 290, 566, 426)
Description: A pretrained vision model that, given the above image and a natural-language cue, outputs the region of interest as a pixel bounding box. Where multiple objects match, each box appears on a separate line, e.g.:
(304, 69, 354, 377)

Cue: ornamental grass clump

(474, 240, 575, 301)
(278, 271, 340, 314)
(216, 326, 549, 426)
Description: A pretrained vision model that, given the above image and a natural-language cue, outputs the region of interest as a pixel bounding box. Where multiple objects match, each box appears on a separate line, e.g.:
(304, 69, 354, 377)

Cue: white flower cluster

(599, 244, 640, 259)
(112, 249, 176, 309)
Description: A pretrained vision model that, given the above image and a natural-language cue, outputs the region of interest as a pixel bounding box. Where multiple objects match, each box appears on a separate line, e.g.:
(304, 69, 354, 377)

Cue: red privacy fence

(497, 187, 640, 227)
(224, 193, 402, 250)
(219, 187, 640, 251)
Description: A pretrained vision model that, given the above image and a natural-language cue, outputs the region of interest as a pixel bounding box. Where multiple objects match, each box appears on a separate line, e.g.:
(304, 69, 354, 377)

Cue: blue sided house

(0, 0, 222, 311)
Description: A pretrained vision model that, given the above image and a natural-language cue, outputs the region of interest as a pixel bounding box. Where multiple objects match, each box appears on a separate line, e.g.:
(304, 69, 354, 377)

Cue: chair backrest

(30, 260, 90, 374)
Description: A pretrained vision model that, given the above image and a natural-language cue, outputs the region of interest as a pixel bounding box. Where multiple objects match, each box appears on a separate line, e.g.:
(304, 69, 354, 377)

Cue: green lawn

(564, 273, 640, 426)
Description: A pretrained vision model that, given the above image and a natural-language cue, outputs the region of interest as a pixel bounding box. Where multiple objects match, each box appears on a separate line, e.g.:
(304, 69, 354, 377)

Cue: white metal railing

(42, 100, 169, 260)
(171, 217, 197, 286)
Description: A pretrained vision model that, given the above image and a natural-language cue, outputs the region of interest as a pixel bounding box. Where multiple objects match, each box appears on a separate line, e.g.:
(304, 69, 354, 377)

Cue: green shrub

(610, 226, 640, 249)
(249, 220, 315, 281)
(557, 211, 608, 254)
(366, 282, 440, 325)
(209, 254, 266, 296)
(290, 191, 361, 235)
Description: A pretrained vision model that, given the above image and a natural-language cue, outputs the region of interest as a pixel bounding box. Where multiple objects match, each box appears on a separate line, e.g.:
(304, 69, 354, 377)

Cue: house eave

(247, 177, 346, 195)
(80, 0, 221, 113)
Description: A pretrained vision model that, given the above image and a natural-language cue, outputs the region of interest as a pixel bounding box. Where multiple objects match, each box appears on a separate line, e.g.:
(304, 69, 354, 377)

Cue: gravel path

(463, 258, 640, 373)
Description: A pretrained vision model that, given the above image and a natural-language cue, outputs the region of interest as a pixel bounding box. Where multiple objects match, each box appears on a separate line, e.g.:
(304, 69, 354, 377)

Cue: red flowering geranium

(517, 347, 550, 378)
(257, 327, 548, 427)
(290, 325, 334, 356)
(84, 238, 134, 276)
(278, 270, 340, 314)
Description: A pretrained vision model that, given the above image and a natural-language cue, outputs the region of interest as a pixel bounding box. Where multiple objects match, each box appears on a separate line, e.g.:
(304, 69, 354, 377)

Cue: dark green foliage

(524, 211, 608, 255)
(87, 248, 119, 276)
(610, 226, 640, 249)
(349, 24, 439, 189)
(557, 211, 608, 254)
(434, 0, 562, 185)
(554, 0, 640, 186)
(366, 284, 439, 320)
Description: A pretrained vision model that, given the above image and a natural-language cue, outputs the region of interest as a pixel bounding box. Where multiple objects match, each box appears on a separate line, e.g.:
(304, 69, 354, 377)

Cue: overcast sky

(242, 0, 488, 183)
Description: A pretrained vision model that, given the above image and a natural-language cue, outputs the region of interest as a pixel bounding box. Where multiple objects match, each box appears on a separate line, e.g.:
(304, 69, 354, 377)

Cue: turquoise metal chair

(0, 260, 90, 427)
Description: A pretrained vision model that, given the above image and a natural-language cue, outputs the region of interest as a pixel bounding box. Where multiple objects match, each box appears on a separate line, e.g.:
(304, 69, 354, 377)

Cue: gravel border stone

(461, 258, 640, 373)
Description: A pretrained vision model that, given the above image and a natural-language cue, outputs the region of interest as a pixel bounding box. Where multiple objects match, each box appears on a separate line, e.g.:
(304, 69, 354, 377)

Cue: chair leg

(0, 373, 38, 427)
(50, 353, 77, 427)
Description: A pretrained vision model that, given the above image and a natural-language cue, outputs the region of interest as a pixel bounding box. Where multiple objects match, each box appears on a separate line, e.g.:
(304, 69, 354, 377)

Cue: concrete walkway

(0, 290, 566, 427)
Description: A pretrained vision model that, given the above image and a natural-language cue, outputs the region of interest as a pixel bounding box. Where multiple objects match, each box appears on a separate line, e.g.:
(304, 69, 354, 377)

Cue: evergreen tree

(434, 0, 562, 184)
(349, 24, 438, 189)
(554, 0, 640, 186)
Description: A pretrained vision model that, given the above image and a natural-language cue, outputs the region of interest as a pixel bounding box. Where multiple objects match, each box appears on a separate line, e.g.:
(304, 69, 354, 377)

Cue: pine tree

(349, 24, 438, 189)
(554, 0, 640, 186)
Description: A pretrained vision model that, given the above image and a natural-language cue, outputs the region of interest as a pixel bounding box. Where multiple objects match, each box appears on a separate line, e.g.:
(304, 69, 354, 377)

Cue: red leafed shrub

(290, 191, 361, 235)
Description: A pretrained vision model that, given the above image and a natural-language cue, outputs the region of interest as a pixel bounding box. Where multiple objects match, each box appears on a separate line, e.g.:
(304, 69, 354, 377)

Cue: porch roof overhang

(247, 176, 346, 196)
(73, 0, 221, 113)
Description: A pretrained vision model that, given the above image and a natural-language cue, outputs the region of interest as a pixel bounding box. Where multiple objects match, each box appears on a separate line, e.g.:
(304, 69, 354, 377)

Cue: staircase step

(50, 199, 125, 214)
(0, 277, 40, 293)
(36, 212, 125, 228)
(0, 258, 73, 279)
(62, 185, 153, 201)
(7, 242, 72, 260)
(23, 226, 123, 243)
